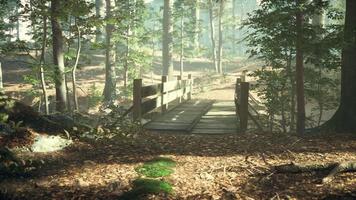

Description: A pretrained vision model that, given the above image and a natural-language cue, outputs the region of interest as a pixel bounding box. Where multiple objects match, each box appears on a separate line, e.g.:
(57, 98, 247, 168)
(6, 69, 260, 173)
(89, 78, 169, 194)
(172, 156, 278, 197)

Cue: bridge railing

(235, 74, 264, 132)
(133, 74, 193, 121)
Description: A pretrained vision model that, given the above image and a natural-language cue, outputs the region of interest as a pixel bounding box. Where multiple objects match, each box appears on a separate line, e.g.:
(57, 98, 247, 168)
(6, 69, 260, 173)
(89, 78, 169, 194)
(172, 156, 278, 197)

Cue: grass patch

(119, 179, 173, 199)
(135, 157, 176, 178)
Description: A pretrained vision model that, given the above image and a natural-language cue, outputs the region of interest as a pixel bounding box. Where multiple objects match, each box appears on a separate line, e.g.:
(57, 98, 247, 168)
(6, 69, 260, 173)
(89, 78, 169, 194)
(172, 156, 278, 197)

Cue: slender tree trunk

(322, 0, 356, 132)
(296, 0, 306, 134)
(95, 0, 105, 43)
(217, 0, 225, 74)
(179, 13, 184, 78)
(51, 0, 67, 112)
(0, 62, 3, 90)
(208, 0, 218, 73)
(103, 0, 117, 102)
(191, 0, 200, 52)
(72, 18, 81, 111)
(124, 25, 130, 89)
(40, 15, 49, 115)
(286, 53, 296, 132)
(162, 0, 173, 80)
(232, 0, 236, 55)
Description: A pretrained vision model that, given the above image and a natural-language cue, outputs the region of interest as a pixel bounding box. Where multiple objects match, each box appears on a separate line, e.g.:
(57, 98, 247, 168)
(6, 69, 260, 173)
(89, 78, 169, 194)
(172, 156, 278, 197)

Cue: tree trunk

(72, 18, 81, 111)
(217, 0, 224, 74)
(191, 0, 200, 52)
(0, 62, 3, 90)
(103, 0, 117, 102)
(322, 0, 356, 132)
(124, 25, 130, 89)
(162, 0, 173, 80)
(208, 0, 218, 73)
(286, 52, 296, 132)
(40, 15, 49, 115)
(232, 0, 236, 55)
(51, 0, 67, 112)
(95, 0, 105, 43)
(295, 0, 306, 134)
(180, 13, 184, 78)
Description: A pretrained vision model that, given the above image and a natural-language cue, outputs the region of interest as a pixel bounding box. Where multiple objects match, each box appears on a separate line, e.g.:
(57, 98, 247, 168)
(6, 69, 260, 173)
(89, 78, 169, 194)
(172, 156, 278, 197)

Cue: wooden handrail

(133, 74, 193, 122)
(235, 75, 264, 132)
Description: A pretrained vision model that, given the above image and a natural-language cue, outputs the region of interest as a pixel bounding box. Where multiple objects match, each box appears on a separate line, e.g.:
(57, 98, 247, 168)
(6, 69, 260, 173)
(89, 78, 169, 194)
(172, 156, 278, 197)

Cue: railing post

(133, 79, 142, 122)
(188, 74, 192, 100)
(0, 62, 3, 90)
(235, 78, 241, 119)
(177, 75, 182, 103)
(161, 75, 168, 112)
(239, 82, 249, 133)
(241, 70, 247, 82)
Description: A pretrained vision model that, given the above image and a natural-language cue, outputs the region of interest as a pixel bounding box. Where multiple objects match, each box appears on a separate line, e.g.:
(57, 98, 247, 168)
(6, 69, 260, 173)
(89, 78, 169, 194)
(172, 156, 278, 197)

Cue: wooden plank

(133, 79, 142, 121)
(141, 84, 162, 98)
(239, 82, 250, 132)
(161, 76, 168, 112)
(162, 80, 180, 93)
(141, 96, 162, 115)
(205, 111, 236, 115)
(194, 124, 237, 129)
(191, 129, 237, 134)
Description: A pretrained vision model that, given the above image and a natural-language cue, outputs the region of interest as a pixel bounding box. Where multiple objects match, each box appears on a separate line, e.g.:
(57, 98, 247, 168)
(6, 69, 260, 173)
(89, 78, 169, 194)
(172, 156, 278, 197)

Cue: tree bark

(162, 0, 173, 80)
(103, 0, 117, 102)
(208, 0, 218, 73)
(40, 15, 49, 115)
(51, 0, 67, 112)
(217, 0, 225, 74)
(191, 0, 200, 52)
(322, 0, 356, 132)
(72, 18, 81, 111)
(95, 0, 106, 43)
(180, 12, 184, 78)
(295, 0, 306, 134)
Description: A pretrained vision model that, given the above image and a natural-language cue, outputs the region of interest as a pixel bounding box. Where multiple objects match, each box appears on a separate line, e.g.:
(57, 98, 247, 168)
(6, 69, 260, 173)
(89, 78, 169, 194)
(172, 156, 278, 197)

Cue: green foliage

(135, 157, 176, 178)
(245, 0, 343, 131)
(119, 179, 172, 199)
(88, 84, 103, 108)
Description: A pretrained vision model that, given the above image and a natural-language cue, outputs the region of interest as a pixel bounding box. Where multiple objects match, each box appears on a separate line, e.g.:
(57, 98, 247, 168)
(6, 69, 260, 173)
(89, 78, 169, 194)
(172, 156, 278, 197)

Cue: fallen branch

(274, 161, 356, 183)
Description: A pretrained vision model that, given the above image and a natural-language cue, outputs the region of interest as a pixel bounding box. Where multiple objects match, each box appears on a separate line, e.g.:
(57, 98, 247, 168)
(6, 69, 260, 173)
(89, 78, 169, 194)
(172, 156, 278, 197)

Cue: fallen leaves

(0, 131, 356, 199)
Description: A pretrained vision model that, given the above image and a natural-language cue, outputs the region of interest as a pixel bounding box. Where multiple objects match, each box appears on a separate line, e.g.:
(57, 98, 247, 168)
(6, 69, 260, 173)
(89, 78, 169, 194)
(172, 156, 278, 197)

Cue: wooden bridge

(132, 74, 262, 134)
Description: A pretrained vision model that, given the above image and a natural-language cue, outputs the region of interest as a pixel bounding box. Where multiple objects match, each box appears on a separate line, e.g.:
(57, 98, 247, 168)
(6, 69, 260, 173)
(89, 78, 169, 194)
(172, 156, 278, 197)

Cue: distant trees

(245, 0, 343, 133)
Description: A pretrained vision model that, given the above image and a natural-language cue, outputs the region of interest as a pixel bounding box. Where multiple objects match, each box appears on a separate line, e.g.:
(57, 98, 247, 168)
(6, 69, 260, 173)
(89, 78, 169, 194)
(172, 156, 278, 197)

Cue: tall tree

(51, 0, 67, 112)
(217, 0, 225, 74)
(103, 0, 117, 102)
(323, 0, 356, 132)
(95, 0, 105, 42)
(162, 0, 173, 80)
(191, 0, 200, 52)
(208, 0, 218, 73)
(296, 0, 306, 134)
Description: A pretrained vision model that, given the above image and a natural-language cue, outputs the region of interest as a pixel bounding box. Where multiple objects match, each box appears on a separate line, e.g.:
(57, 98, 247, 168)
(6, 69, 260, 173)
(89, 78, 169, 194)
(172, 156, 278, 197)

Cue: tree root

(274, 162, 356, 183)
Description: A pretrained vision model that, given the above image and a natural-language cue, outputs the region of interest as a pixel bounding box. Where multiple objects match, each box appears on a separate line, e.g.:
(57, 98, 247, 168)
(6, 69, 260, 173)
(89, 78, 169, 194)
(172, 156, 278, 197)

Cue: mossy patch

(135, 157, 176, 178)
(119, 179, 172, 199)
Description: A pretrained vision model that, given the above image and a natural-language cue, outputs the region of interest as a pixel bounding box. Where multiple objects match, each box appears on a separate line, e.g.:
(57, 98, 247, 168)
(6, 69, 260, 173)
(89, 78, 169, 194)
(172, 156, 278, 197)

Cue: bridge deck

(144, 100, 238, 134)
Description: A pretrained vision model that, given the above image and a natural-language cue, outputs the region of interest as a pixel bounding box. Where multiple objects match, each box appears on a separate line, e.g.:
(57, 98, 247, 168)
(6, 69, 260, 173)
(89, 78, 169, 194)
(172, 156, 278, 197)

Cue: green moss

(135, 157, 176, 178)
(119, 179, 172, 200)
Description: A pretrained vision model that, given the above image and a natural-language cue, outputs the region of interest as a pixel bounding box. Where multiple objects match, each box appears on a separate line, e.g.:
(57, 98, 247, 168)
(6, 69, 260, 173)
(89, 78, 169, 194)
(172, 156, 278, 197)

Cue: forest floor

(1, 81, 356, 200)
(1, 130, 356, 200)
(1, 55, 354, 199)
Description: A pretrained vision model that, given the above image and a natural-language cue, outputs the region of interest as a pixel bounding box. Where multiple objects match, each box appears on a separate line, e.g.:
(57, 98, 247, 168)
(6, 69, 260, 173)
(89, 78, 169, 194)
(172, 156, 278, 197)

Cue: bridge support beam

(133, 79, 142, 122)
